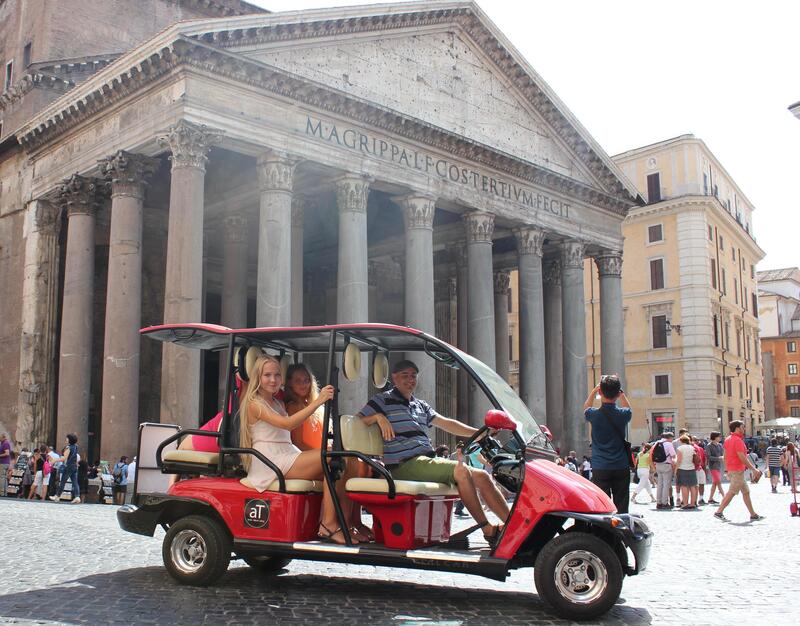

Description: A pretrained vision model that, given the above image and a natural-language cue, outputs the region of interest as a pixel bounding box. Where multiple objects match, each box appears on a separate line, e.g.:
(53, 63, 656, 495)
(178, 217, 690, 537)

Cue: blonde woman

(240, 354, 352, 544)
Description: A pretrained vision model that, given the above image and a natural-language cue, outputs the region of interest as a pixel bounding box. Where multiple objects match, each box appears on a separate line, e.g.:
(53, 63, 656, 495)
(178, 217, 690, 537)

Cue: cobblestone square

(1, 478, 798, 625)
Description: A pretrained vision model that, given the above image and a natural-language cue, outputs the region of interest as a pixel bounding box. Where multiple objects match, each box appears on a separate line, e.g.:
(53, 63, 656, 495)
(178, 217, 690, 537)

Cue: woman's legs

(679, 485, 689, 507)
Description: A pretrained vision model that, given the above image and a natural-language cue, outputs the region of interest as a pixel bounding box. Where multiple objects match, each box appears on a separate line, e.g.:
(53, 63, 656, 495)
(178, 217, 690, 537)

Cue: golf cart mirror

(539, 425, 553, 442)
(485, 410, 517, 431)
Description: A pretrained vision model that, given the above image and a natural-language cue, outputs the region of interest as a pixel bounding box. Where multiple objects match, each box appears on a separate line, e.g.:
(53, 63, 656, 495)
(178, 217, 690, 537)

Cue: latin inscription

(305, 116, 571, 219)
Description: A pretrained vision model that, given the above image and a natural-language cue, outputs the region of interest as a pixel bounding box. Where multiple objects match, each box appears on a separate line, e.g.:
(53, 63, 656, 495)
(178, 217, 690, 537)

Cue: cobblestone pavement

(1, 478, 798, 625)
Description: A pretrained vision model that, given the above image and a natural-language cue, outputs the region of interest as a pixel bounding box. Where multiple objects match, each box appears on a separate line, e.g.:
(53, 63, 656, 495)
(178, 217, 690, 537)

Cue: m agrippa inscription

(305, 116, 572, 220)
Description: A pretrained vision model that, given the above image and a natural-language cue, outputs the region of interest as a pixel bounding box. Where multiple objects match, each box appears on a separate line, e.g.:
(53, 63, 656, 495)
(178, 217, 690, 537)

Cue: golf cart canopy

(141, 322, 552, 451)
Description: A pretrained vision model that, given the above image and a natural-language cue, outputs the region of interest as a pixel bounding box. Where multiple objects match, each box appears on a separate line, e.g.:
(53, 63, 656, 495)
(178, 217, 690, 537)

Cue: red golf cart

(118, 323, 651, 620)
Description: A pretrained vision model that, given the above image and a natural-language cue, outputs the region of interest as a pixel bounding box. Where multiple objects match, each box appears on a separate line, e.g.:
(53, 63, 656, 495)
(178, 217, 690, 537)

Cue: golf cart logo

(244, 499, 270, 529)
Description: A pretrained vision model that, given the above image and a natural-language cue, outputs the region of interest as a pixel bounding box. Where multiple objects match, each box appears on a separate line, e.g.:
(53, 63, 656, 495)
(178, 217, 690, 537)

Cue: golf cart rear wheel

(534, 531, 623, 620)
(243, 556, 292, 574)
(163, 515, 231, 586)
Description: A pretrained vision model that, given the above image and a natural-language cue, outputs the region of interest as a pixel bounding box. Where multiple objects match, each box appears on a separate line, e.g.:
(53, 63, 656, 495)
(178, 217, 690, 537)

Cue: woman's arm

(251, 386, 334, 431)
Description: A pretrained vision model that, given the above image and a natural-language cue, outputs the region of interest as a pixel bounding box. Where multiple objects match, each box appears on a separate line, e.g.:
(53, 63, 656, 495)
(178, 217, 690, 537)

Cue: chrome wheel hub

(171, 529, 207, 574)
(553, 549, 608, 604)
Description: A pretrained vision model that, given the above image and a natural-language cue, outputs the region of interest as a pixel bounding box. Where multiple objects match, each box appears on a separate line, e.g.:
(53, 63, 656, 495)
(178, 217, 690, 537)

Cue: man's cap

(392, 359, 419, 374)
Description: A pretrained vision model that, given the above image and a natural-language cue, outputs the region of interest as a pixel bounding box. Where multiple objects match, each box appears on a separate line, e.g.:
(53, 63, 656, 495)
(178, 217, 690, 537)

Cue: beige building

(583, 135, 765, 444)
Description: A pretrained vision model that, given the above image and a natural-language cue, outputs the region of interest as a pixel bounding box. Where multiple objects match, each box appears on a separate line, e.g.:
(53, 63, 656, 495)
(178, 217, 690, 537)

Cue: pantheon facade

(0, 1, 641, 461)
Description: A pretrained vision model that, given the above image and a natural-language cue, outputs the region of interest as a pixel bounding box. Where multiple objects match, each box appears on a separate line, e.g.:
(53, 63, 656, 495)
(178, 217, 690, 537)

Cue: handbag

(602, 408, 635, 471)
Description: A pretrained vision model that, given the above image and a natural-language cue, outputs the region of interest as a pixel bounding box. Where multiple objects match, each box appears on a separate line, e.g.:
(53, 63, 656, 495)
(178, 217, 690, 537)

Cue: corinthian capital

(158, 120, 222, 172)
(59, 174, 107, 218)
(513, 225, 545, 256)
(463, 210, 494, 244)
(100, 151, 159, 199)
(397, 194, 436, 230)
(543, 258, 561, 286)
(257, 151, 298, 192)
(595, 252, 623, 277)
(560, 240, 586, 269)
(335, 176, 370, 214)
(223, 213, 248, 245)
(494, 271, 511, 295)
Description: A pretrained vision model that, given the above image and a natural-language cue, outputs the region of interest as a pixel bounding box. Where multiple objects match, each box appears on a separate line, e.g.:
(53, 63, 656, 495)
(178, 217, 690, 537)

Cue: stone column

(543, 258, 565, 449)
(493, 271, 511, 383)
(158, 120, 221, 429)
(456, 244, 469, 421)
(55, 175, 105, 449)
(400, 193, 436, 404)
(561, 241, 588, 456)
(256, 151, 297, 327)
(291, 194, 306, 327)
(596, 252, 626, 387)
(514, 226, 548, 422)
(336, 175, 370, 413)
(218, 212, 249, 403)
(98, 152, 158, 461)
(17, 200, 62, 447)
(463, 211, 496, 425)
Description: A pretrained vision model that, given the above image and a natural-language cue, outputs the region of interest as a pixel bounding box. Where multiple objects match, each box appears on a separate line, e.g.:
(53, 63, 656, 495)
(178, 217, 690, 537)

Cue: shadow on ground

(0, 565, 652, 625)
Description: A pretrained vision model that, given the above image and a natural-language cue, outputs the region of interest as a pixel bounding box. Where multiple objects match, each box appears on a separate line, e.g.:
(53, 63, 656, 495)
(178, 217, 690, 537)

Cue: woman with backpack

(112, 456, 129, 505)
(49, 433, 81, 503)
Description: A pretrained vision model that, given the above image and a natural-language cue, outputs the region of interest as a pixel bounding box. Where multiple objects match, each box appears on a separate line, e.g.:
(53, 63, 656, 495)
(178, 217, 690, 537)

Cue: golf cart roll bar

(154, 429, 288, 493)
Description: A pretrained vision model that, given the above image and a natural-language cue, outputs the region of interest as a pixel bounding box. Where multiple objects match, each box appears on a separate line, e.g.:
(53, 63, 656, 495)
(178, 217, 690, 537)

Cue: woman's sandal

(350, 525, 375, 543)
(318, 523, 358, 545)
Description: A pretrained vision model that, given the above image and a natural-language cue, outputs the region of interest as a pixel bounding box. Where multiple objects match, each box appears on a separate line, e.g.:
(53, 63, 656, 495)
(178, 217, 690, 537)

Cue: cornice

(0, 73, 74, 111)
(16, 19, 636, 214)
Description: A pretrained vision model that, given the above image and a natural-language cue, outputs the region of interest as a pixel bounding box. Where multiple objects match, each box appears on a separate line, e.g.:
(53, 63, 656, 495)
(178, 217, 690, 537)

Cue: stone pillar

(463, 211, 496, 425)
(543, 258, 565, 449)
(17, 200, 62, 447)
(158, 120, 221, 429)
(218, 212, 249, 403)
(493, 271, 511, 383)
(456, 244, 469, 421)
(400, 193, 436, 404)
(514, 226, 548, 422)
(561, 241, 588, 456)
(98, 152, 157, 461)
(256, 151, 297, 327)
(291, 194, 306, 327)
(55, 175, 105, 449)
(336, 175, 370, 413)
(596, 252, 626, 387)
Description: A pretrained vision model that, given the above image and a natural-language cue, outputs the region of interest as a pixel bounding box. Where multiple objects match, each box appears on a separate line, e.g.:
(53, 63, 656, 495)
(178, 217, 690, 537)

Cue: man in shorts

(357, 360, 509, 544)
(765, 438, 783, 493)
(714, 420, 764, 522)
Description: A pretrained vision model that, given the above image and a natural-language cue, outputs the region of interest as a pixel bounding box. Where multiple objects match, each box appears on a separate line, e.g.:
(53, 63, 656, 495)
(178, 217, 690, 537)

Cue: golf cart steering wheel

(462, 425, 489, 455)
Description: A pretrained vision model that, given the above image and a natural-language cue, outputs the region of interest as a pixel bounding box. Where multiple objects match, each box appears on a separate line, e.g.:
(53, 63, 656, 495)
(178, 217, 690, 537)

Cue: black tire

(243, 556, 292, 574)
(162, 515, 231, 586)
(533, 531, 623, 621)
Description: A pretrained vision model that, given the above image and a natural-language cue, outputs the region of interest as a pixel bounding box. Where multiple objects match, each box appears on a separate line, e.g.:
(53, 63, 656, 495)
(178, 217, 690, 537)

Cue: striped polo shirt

(766, 446, 783, 468)
(359, 387, 438, 466)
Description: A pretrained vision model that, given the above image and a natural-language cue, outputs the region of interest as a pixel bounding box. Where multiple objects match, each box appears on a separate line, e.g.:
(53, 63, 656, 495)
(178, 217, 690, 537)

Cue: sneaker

(708, 499, 719, 504)
(714, 511, 726, 520)
(48, 495, 59, 502)
(772, 487, 778, 493)
(750, 514, 765, 521)
(71, 497, 81, 504)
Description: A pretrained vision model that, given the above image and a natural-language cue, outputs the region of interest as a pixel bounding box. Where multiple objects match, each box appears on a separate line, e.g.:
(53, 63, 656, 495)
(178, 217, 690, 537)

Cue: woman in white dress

(240, 354, 353, 544)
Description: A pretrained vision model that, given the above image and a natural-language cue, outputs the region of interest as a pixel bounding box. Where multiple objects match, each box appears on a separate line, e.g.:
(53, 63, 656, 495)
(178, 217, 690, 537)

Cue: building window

(790, 364, 798, 375)
(739, 381, 743, 398)
(647, 224, 663, 243)
(750, 264, 755, 280)
(651, 412, 675, 437)
(508, 334, 513, 357)
(752, 293, 758, 317)
(652, 315, 668, 349)
(711, 259, 717, 289)
(792, 407, 800, 417)
(721, 268, 727, 295)
(728, 409, 734, 421)
(507, 294, 512, 313)
(755, 342, 760, 365)
(713, 314, 720, 347)
(724, 322, 731, 350)
(743, 287, 748, 311)
(647, 173, 661, 203)
(23, 43, 32, 68)
(719, 235, 724, 250)
(716, 374, 722, 395)
(726, 377, 732, 398)
(708, 225, 713, 241)
(731, 246, 736, 261)
(4, 61, 12, 91)
(734, 278, 738, 304)
(756, 387, 761, 404)
(789, 341, 797, 353)
(650, 258, 665, 290)
(736, 328, 741, 355)
(787, 385, 800, 400)
(654, 374, 670, 396)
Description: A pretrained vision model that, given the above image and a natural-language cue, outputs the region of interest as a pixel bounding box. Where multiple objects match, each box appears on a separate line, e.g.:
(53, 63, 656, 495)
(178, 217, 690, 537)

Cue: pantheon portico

(7, 3, 641, 461)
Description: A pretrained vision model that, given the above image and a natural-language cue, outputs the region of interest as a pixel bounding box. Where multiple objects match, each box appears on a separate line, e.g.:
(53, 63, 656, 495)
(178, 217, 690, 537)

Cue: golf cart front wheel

(534, 531, 623, 620)
(162, 515, 231, 586)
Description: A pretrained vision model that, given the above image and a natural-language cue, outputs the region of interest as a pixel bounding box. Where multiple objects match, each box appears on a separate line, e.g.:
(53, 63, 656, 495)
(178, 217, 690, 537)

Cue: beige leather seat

(339, 415, 458, 497)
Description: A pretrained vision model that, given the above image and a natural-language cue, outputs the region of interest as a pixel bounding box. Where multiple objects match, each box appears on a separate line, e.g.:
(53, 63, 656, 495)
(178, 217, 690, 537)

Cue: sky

(251, 0, 800, 270)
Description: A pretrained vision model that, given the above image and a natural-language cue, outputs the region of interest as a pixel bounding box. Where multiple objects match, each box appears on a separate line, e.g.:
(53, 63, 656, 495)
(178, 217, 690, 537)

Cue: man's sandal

(479, 521, 503, 547)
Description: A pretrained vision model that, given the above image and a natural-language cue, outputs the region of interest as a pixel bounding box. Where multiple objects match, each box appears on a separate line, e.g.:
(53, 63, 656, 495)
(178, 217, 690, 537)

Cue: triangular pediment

(236, 29, 594, 185)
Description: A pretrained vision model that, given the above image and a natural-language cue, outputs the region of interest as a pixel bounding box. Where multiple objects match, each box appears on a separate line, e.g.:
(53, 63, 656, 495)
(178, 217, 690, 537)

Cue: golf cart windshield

(451, 346, 551, 451)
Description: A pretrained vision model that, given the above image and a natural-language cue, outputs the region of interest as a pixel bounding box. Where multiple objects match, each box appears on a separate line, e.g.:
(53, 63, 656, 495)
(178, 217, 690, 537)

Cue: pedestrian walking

(706, 431, 725, 504)
(651, 432, 676, 509)
(631, 443, 656, 504)
(766, 438, 783, 493)
(675, 435, 698, 509)
(714, 420, 764, 522)
(49, 433, 81, 503)
(583, 374, 632, 514)
(691, 436, 707, 504)
(112, 457, 129, 505)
